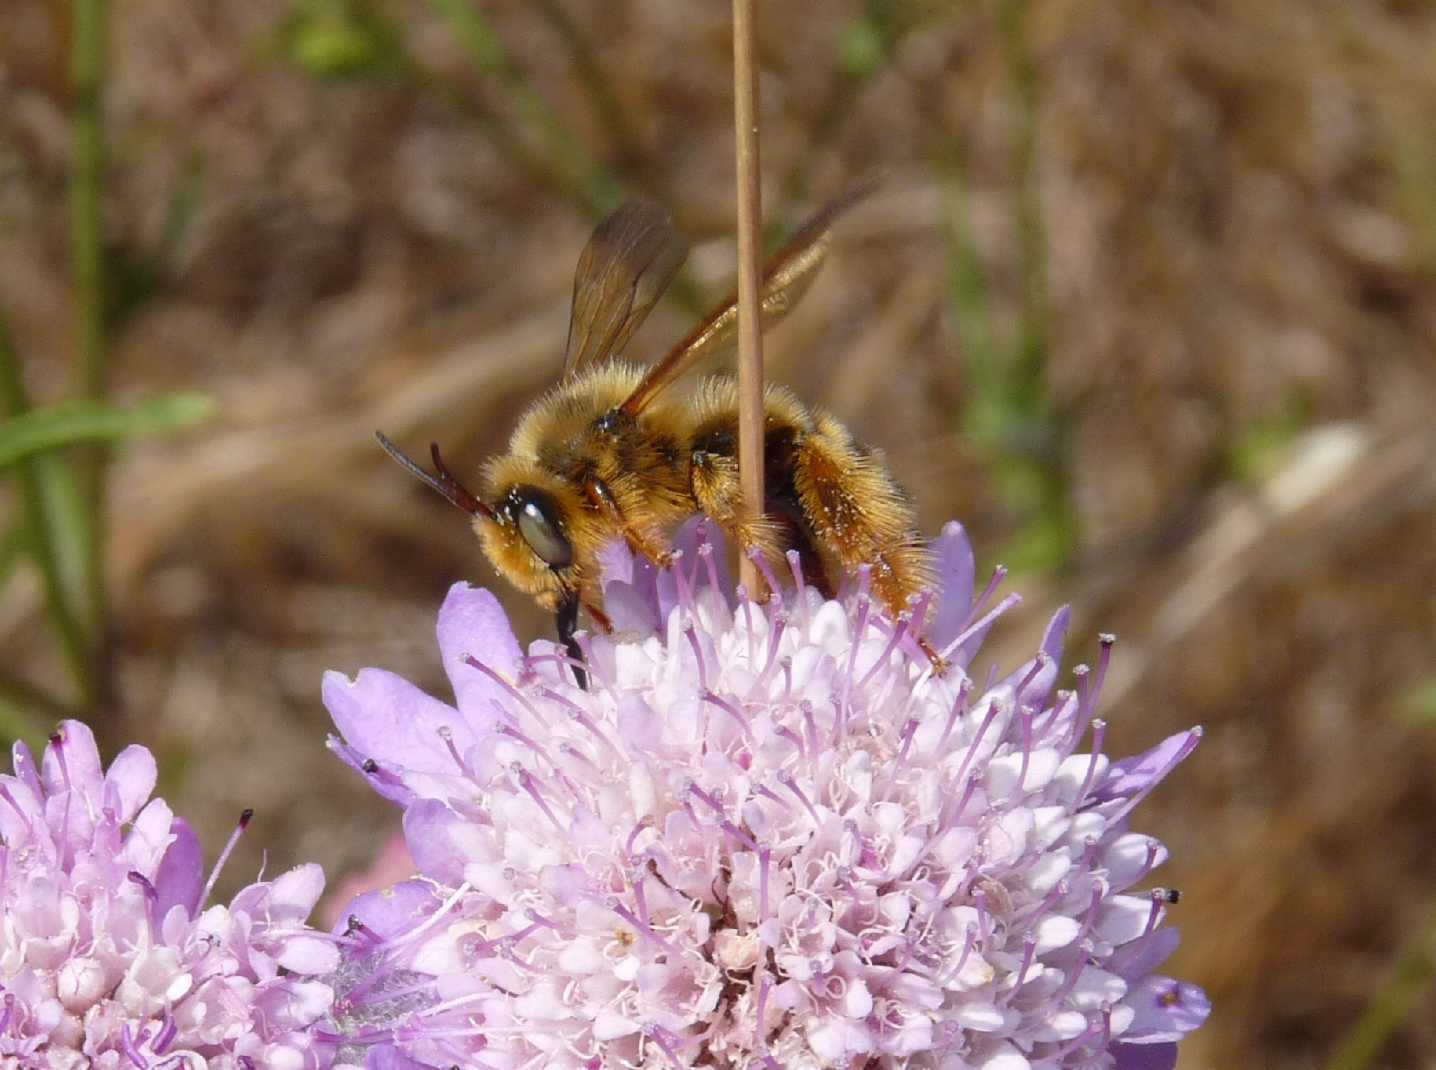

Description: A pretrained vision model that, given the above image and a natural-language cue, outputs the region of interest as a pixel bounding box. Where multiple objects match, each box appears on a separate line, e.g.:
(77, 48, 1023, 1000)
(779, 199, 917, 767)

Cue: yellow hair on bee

(386, 187, 944, 674)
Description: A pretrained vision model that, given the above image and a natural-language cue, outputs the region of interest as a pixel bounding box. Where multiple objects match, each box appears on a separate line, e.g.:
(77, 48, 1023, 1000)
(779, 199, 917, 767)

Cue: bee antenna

(374, 430, 495, 520)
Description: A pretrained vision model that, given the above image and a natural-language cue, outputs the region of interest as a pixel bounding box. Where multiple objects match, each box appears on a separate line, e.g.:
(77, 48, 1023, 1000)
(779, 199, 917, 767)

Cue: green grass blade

(426, 0, 621, 216)
(0, 318, 95, 701)
(0, 393, 214, 469)
(1324, 896, 1436, 1070)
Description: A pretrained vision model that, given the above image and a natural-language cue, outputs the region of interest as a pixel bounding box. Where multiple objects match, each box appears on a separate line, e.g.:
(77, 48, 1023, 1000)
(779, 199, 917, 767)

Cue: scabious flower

(0, 721, 338, 1069)
(322, 521, 1209, 1070)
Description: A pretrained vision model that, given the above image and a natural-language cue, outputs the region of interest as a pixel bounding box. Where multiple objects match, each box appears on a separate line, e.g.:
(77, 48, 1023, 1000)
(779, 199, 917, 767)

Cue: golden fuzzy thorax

(476, 363, 693, 612)
(470, 360, 932, 626)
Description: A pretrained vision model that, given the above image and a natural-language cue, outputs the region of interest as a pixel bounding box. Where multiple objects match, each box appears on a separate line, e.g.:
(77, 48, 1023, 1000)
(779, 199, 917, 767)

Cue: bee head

(498, 485, 573, 568)
(375, 432, 585, 609)
(476, 472, 590, 609)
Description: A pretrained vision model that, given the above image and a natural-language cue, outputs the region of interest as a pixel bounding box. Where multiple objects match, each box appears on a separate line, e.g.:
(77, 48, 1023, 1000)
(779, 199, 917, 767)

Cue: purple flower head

(323, 520, 1209, 1069)
(1, 721, 338, 1068)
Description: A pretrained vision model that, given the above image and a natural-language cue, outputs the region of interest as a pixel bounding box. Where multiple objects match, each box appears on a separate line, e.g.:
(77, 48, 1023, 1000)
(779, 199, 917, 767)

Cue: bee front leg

(584, 478, 674, 568)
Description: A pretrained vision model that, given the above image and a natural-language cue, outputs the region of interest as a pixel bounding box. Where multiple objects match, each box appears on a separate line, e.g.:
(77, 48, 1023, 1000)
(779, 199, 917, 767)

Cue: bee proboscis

(378, 185, 936, 681)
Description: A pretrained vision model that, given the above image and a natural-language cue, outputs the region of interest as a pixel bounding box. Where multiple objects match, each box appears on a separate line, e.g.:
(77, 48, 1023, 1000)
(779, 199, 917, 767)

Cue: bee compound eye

(515, 489, 573, 568)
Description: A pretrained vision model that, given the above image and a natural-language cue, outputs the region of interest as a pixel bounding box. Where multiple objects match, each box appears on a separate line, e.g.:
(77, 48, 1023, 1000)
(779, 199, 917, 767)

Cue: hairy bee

(378, 187, 935, 679)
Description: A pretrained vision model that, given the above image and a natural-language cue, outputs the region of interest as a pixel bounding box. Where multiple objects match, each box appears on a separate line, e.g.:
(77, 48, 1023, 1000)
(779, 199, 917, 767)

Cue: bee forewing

(620, 178, 878, 417)
(563, 200, 690, 377)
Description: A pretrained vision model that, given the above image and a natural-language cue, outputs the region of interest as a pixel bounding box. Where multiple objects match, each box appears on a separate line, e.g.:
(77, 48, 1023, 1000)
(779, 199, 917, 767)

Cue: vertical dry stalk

(732, 0, 765, 598)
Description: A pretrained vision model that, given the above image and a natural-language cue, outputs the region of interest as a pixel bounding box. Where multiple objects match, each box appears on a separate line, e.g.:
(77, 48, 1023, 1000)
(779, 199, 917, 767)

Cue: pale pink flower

(323, 521, 1208, 1070)
(0, 721, 338, 1069)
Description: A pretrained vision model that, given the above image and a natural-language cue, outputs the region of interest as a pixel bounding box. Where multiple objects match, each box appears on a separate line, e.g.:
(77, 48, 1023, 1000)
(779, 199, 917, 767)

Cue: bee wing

(620, 179, 877, 418)
(563, 199, 690, 377)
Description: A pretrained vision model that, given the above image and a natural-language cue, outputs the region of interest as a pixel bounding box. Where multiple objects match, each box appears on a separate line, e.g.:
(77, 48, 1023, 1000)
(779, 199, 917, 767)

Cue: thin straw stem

(732, 0, 765, 599)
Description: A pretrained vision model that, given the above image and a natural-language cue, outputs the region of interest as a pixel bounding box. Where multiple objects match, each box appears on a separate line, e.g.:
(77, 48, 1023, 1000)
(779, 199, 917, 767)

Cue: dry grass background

(3, 1, 1436, 1067)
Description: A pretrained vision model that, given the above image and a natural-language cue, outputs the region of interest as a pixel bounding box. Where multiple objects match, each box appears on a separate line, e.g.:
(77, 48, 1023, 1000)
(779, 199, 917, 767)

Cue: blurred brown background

(3, 2, 1436, 1068)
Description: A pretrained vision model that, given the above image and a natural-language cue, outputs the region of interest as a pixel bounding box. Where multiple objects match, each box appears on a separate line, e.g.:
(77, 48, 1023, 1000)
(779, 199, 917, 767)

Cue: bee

(377, 186, 936, 681)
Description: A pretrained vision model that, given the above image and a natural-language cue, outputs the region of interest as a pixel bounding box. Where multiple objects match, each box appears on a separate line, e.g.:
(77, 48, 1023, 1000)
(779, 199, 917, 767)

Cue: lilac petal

(323, 669, 480, 779)
(102, 744, 157, 824)
(366, 1046, 432, 1070)
(1123, 978, 1212, 1042)
(600, 536, 662, 634)
(327, 735, 413, 807)
(436, 583, 521, 728)
(1111, 1042, 1178, 1070)
(997, 607, 1070, 710)
(655, 518, 732, 623)
(41, 719, 104, 802)
(257, 978, 334, 1030)
(926, 521, 976, 649)
(402, 798, 488, 886)
(333, 879, 441, 939)
(278, 934, 341, 974)
(269, 862, 329, 918)
(1040, 605, 1071, 665)
(1107, 927, 1180, 980)
(600, 537, 662, 634)
(10, 739, 41, 794)
(1094, 728, 1203, 810)
(153, 817, 204, 917)
(0, 775, 42, 849)
(121, 796, 177, 874)
(597, 533, 639, 586)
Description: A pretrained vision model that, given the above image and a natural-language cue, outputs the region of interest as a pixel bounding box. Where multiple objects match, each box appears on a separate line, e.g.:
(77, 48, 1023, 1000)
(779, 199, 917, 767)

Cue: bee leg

(916, 636, 951, 678)
(583, 599, 614, 634)
(555, 594, 588, 690)
(791, 414, 941, 669)
(584, 478, 674, 568)
(687, 450, 785, 578)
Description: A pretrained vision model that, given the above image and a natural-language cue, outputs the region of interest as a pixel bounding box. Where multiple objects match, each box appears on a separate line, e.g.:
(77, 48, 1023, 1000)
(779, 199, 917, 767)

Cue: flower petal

(323, 668, 479, 780)
(1095, 729, 1203, 809)
(153, 817, 204, 917)
(436, 583, 522, 727)
(102, 744, 157, 824)
(600, 535, 662, 634)
(41, 720, 103, 802)
(333, 879, 441, 939)
(366, 1044, 433, 1070)
(926, 521, 975, 649)
(1111, 1042, 1178, 1070)
(10, 738, 41, 794)
(1122, 977, 1212, 1041)
(403, 798, 491, 886)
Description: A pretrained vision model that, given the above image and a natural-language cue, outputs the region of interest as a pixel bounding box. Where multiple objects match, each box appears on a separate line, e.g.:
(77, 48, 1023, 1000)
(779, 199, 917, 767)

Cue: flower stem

(732, 0, 765, 599)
